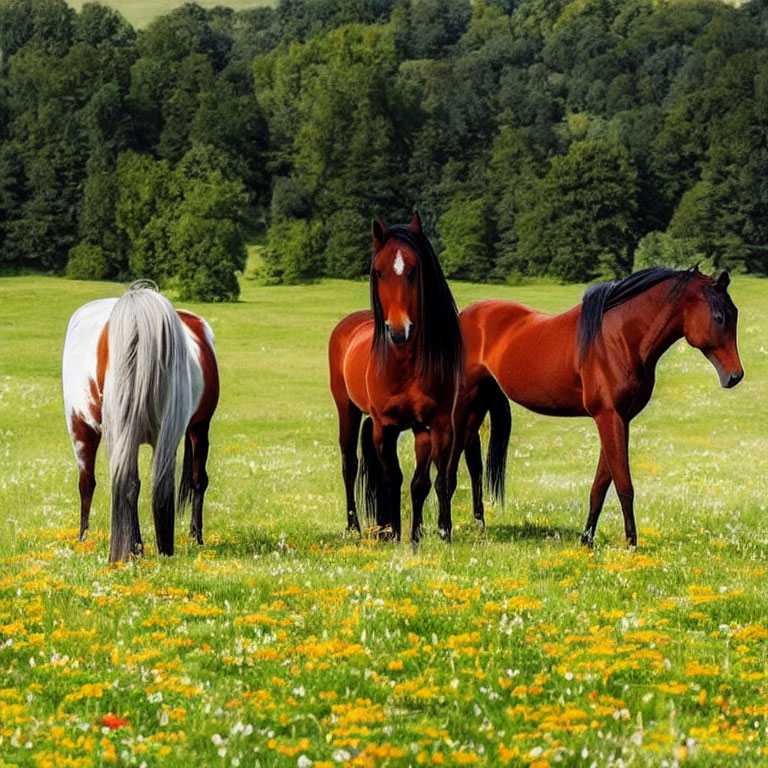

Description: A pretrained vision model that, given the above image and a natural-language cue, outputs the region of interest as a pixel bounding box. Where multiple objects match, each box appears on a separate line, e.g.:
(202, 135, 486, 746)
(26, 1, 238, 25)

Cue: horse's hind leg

(186, 421, 211, 546)
(109, 469, 142, 562)
(71, 418, 100, 541)
(464, 431, 485, 527)
(580, 448, 612, 547)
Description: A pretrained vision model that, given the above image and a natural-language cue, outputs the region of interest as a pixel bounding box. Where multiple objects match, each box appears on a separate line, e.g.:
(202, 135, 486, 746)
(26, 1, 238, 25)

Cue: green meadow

(65, 1, 271, 28)
(1, 273, 768, 768)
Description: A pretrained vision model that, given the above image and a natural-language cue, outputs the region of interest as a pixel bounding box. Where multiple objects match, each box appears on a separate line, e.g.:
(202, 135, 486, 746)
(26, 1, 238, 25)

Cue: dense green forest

(1, 0, 767, 299)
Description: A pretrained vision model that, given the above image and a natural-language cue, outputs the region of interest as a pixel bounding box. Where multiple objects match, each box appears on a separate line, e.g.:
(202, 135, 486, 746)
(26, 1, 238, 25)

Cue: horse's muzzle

(722, 370, 744, 389)
(386, 323, 411, 346)
(706, 351, 744, 389)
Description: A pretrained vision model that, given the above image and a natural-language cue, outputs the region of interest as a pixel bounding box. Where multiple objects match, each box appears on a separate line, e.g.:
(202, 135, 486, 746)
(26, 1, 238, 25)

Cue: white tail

(102, 282, 193, 560)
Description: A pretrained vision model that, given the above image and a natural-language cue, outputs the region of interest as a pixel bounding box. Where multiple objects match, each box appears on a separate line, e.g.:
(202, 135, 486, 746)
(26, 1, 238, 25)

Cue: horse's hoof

(580, 533, 594, 548)
(474, 516, 486, 531)
(374, 526, 395, 541)
(346, 512, 361, 535)
(438, 528, 452, 543)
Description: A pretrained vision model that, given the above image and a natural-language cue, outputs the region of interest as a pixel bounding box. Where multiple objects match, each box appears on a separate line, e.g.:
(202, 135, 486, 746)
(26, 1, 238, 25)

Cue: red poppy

(101, 713, 130, 729)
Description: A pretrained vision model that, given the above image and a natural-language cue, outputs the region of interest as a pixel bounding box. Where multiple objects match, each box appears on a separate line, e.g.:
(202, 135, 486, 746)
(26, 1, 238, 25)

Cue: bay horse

(62, 280, 219, 562)
(328, 212, 464, 545)
(457, 266, 743, 547)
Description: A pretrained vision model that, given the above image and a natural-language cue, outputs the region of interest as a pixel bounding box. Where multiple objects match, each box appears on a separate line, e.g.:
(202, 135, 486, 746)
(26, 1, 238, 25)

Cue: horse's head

(682, 269, 743, 388)
(370, 212, 423, 348)
(369, 211, 464, 385)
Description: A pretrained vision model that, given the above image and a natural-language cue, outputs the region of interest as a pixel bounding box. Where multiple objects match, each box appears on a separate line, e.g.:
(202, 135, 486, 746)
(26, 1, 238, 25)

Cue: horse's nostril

(726, 370, 744, 388)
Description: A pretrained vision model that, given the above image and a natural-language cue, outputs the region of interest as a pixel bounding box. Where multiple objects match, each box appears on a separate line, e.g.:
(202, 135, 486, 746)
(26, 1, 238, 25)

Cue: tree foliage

(1, 0, 768, 291)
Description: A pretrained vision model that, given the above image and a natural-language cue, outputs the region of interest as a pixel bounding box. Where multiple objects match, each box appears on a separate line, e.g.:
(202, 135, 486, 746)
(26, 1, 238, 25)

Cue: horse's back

(63, 298, 117, 435)
(461, 299, 586, 416)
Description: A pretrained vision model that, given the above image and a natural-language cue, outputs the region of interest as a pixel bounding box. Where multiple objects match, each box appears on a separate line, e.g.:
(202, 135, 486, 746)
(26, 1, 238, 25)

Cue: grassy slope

(66, 0, 272, 28)
(1, 274, 767, 767)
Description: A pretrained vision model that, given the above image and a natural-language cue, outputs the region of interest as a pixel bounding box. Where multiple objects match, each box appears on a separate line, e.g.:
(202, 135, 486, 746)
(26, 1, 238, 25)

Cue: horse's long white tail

(102, 282, 192, 561)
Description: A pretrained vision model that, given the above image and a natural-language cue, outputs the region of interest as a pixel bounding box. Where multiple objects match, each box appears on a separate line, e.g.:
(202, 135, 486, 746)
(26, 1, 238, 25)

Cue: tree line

(1, 0, 767, 299)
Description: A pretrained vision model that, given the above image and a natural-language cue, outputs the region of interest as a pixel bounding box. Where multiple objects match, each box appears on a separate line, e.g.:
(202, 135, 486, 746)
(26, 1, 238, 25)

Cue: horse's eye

(714, 312, 724, 325)
(406, 269, 417, 284)
(374, 269, 382, 279)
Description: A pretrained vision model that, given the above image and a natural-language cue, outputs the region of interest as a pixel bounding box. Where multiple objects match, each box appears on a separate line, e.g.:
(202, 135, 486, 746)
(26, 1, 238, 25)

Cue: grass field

(1, 272, 768, 768)
(66, 0, 272, 28)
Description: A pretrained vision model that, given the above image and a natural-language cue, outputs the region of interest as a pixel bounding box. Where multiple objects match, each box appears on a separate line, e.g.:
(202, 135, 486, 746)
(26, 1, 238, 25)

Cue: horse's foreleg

(188, 421, 211, 546)
(410, 429, 433, 548)
(433, 420, 457, 543)
(580, 448, 612, 547)
(374, 423, 402, 541)
(338, 402, 363, 534)
(593, 412, 636, 547)
(73, 421, 100, 541)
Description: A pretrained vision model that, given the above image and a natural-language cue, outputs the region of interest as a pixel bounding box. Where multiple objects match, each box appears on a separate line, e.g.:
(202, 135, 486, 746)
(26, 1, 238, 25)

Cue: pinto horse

(328, 212, 464, 544)
(62, 281, 219, 562)
(457, 266, 743, 547)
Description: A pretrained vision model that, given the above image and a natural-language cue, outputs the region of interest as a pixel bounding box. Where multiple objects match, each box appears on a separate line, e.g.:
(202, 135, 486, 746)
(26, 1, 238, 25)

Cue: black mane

(370, 224, 464, 387)
(578, 266, 695, 360)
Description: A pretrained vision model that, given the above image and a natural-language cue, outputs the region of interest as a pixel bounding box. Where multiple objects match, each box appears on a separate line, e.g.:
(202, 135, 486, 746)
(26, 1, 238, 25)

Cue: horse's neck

(636, 281, 685, 365)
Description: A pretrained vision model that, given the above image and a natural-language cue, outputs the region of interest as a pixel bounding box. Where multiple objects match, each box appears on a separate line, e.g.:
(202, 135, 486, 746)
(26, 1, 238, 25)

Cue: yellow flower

(655, 682, 689, 694)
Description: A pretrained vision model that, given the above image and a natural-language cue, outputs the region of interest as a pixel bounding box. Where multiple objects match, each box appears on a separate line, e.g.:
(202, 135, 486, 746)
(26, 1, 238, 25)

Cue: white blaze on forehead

(393, 250, 405, 276)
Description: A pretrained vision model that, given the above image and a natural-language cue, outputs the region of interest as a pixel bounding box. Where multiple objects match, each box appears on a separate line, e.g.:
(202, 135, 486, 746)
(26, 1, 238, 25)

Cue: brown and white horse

(62, 281, 219, 562)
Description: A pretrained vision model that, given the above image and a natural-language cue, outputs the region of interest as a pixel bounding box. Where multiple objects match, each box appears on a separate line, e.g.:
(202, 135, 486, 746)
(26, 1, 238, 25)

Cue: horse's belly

(492, 354, 586, 417)
(342, 333, 372, 412)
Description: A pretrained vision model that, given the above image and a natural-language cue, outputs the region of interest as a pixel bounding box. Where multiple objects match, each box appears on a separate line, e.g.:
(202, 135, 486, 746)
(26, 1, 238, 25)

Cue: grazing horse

(62, 281, 219, 562)
(328, 212, 464, 544)
(457, 266, 743, 546)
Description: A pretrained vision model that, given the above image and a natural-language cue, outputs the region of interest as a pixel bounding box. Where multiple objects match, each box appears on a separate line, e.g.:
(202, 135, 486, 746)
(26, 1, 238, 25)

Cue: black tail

(177, 431, 193, 515)
(357, 417, 388, 528)
(484, 378, 511, 506)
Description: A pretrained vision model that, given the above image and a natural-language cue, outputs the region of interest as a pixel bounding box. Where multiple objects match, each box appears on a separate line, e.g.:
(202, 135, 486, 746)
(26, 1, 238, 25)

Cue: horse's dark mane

(578, 266, 696, 360)
(370, 224, 464, 386)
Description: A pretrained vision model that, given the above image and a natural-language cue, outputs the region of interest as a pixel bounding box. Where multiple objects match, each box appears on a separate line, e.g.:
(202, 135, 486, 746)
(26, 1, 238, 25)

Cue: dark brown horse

(456, 266, 743, 546)
(328, 213, 464, 544)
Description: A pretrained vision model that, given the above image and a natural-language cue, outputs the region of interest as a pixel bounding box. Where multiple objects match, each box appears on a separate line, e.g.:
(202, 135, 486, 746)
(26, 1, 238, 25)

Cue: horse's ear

(691, 262, 701, 274)
(409, 210, 423, 234)
(372, 219, 386, 252)
(717, 270, 731, 290)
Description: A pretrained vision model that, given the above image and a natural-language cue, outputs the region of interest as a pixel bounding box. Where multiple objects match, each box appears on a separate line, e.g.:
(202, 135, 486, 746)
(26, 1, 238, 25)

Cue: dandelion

(655, 682, 689, 694)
